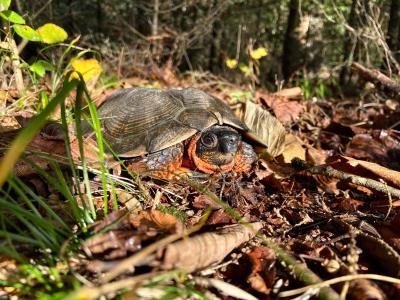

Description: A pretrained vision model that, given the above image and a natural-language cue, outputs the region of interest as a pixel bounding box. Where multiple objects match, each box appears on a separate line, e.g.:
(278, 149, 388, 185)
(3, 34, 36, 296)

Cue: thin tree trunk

(339, 0, 358, 87)
(387, 0, 400, 58)
(152, 0, 159, 37)
(282, 0, 300, 81)
(151, 0, 160, 59)
(208, 19, 222, 72)
(97, 0, 104, 33)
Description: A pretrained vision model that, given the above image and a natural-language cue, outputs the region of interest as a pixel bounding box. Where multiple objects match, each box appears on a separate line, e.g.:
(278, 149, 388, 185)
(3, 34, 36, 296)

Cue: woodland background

(2, 0, 400, 299)
(8, 0, 400, 94)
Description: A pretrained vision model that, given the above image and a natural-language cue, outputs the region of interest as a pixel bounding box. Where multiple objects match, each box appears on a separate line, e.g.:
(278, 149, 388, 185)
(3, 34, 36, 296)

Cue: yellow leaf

(250, 47, 268, 60)
(36, 23, 68, 44)
(225, 58, 238, 69)
(239, 63, 251, 76)
(70, 59, 102, 82)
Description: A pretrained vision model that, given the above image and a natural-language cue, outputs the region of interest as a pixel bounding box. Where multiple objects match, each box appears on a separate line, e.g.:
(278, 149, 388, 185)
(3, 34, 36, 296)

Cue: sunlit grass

(0, 75, 121, 297)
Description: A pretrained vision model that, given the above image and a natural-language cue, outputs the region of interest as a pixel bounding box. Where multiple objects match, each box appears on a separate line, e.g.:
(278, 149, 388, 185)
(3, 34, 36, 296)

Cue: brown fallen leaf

(159, 222, 262, 272)
(273, 87, 303, 98)
(84, 230, 142, 259)
(280, 134, 306, 163)
(193, 194, 222, 210)
(0, 124, 101, 177)
(257, 92, 303, 124)
(345, 130, 400, 171)
(348, 279, 386, 300)
(239, 101, 286, 157)
(129, 209, 182, 233)
(206, 209, 236, 225)
(306, 145, 329, 166)
(91, 209, 129, 233)
(247, 246, 276, 295)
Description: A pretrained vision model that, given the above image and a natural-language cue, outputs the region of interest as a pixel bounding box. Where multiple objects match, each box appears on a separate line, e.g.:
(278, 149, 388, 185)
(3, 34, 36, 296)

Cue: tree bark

(96, 0, 104, 33)
(208, 19, 222, 73)
(281, 0, 301, 81)
(387, 0, 400, 56)
(339, 0, 359, 87)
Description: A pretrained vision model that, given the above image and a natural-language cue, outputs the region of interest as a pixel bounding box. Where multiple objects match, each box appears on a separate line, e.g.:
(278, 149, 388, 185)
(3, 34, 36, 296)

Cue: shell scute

(97, 87, 247, 157)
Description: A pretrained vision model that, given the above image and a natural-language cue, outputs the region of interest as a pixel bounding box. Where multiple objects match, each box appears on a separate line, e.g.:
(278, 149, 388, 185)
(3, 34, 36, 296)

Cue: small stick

(292, 157, 400, 198)
(352, 62, 400, 99)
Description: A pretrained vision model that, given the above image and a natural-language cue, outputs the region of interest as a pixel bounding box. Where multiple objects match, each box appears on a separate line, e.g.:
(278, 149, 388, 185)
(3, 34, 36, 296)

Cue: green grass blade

(12, 176, 70, 232)
(71, 85, 96, 219)
(82, 80, 115, 214)
(0, 78, 80, 186)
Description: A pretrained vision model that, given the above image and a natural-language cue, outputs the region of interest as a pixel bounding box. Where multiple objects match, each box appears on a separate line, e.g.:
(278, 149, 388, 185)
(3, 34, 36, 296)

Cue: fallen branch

(261, 235, 341, 300)
(292, 157, 400, 198)
(352, 62, 400, 100)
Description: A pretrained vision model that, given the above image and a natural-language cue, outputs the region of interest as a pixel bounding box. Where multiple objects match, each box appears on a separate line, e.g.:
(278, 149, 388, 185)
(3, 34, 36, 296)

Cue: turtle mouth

(196, 151, 235, 166)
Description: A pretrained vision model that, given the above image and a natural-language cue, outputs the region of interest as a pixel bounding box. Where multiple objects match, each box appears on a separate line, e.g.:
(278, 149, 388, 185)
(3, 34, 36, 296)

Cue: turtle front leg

(126, 143, 185, 179)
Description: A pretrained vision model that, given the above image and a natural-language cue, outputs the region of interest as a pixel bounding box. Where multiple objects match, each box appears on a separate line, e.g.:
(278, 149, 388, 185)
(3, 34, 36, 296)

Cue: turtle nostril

(221, 138, 238, 153)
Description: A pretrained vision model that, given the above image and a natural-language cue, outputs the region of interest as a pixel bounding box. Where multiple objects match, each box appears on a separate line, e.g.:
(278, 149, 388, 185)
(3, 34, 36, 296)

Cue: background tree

(6, 0, 400, 94)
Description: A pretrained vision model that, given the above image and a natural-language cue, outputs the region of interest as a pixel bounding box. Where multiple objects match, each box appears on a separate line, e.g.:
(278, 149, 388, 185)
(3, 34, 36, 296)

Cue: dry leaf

(247, 246, 276, 294)
(160, 222, 262, 272)
(206, 209, 236, 225)
(348, 279, 386, 300)
(193, 194, 222, 210)
(130, 209, 181, 233)
(84, 230, 141, 258)
(274, 87, 303, 98)
(257, 93, 303, 124)
(345, 130, 400, 171)
(281, 134, 306, 163)
(240, 101, 286, 157)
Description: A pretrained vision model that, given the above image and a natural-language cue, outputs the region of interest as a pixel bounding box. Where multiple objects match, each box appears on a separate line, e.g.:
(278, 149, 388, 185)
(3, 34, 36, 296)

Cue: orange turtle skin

(126, 134, 256, 179)
(127, 143, 184, 179)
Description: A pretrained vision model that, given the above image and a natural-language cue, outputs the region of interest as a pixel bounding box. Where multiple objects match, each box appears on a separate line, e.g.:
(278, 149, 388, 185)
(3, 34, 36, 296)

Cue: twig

(382, 179, 393, 220)
(292, 157, 400, 198)
(279, 274, 400, 298)
(65, 271, 174, 300)
(352, 62, 400, 100)
(6, 33, 24, 95)
(260, 234, 341, 300)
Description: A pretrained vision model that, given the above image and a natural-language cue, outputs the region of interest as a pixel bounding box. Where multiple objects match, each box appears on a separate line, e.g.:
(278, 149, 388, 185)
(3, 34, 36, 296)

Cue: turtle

(97, 87, 257, 178)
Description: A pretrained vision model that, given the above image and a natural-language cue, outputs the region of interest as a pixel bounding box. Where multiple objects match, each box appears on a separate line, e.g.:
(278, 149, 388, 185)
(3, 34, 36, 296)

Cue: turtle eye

(201, 133, 218, 148)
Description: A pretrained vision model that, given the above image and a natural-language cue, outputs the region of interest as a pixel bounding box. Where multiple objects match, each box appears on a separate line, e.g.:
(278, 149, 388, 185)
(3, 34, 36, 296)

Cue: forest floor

(1, 65, 400, 300)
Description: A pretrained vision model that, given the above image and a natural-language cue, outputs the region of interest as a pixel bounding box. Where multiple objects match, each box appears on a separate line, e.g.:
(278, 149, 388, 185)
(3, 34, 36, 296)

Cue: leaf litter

(2, 68, 400, 299)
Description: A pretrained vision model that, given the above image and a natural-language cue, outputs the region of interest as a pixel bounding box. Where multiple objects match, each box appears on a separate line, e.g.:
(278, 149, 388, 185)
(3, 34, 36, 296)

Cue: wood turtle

(97, 87, 257, 178)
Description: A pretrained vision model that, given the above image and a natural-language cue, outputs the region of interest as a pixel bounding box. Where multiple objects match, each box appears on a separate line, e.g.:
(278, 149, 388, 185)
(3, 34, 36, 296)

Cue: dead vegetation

(1, 60, 400, 299)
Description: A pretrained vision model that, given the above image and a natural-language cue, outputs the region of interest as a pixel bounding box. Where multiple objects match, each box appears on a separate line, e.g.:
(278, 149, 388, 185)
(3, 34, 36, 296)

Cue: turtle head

(185, 126, 241, 173)
(195, 126, 240, 165)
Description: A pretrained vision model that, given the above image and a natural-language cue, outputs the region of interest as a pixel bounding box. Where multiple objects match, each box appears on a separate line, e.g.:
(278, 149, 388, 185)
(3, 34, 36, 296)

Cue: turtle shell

(97, 88, 248, 158)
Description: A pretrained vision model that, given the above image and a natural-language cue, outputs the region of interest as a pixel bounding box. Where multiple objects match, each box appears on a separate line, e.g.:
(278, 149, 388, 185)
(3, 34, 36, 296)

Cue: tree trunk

(208, 19, 222, 73)
(387, 0, 400, 57)
(281, 0, 301, 81)
(339, 0, 359, 87)
(96, 0, 104, 33)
